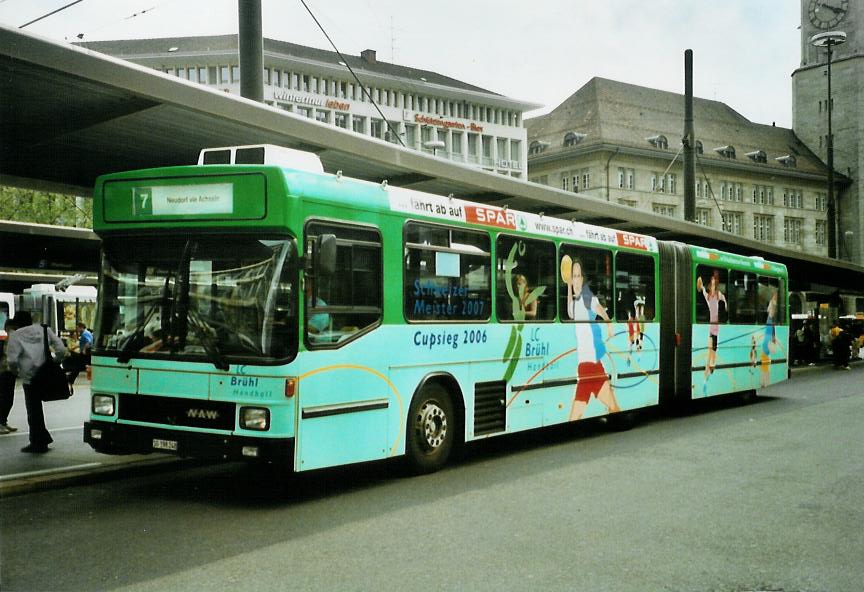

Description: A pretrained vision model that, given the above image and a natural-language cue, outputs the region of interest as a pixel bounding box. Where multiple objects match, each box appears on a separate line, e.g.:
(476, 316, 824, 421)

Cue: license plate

(152, 438, 178, 451)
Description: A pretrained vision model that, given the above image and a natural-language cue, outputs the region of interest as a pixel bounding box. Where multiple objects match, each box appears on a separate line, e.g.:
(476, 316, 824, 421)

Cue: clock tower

(793, 0, 863, 263)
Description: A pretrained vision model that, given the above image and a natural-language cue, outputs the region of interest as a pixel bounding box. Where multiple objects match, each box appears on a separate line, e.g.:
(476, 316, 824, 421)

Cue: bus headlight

(92, 394, 116, 416)
(239, 407, 270, 431)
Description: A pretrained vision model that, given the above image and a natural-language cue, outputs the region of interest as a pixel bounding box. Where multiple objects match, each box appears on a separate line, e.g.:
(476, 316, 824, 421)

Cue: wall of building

(529, 149, 829, 256)
(124, 50, 529, 178)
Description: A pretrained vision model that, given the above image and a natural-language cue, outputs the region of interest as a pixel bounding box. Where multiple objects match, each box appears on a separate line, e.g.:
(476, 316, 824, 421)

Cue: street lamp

(811, 30, 846, 259)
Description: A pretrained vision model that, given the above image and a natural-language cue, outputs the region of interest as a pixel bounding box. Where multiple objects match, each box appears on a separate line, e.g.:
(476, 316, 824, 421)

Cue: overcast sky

(0, 0, 803, 127)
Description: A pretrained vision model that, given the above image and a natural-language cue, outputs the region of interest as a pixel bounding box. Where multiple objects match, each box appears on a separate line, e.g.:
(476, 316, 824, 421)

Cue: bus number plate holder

(152, 438, 178, 452)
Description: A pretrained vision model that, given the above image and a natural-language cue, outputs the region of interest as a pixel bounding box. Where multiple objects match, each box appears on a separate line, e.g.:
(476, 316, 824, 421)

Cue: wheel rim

(416, 401, 448, 452)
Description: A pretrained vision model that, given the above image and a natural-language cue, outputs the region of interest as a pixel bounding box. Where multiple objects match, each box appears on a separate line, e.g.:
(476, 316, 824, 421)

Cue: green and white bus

(84, 145, 788, 473)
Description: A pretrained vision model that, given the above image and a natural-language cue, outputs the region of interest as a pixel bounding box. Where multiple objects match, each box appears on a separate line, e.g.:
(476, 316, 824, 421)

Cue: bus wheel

(405, 383, 455, 474)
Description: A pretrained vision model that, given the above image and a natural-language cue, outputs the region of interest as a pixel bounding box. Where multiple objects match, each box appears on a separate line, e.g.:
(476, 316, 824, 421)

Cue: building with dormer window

(526, 77, 842, 256)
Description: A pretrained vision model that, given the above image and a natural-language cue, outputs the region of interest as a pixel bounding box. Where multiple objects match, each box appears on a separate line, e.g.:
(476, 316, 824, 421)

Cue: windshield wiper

(116, 300, 160, 363)
(117, 273, 173, 363)
(187, 307, 229, 371)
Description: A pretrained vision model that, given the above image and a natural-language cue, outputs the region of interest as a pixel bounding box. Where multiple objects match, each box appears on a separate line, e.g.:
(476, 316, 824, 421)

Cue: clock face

(809, 0, 849, 29)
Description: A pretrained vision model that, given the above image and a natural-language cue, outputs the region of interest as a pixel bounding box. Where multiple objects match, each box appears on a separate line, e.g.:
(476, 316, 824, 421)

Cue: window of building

(296, 106, 312, 118)
(510, 141, 521, 168)
(647, 135, 668, 149)
(614, 252, 656, 322)
(305, 221, 382, 347)
(335, 112, 348, 129)
(219, 66, 229, 84)
(559, 244, 613, 323)
(696, 208, 711, 226)
(775, 155, 797, 168)
(231, 65, 240, 83)
(403, 124, 417, 149)
(618, 168, 635, 190)
(715, 145, 736, 159)
(352, 116, 366, 134)
(581, 170, 591, 190)
(562, 176, 570, 191)
(815, 193, 827, 211)
(315, 110, 329, 124)
(404, 222, 491, 322)
(468, 134, 479, 159)
(207, 66, 217, 84)
(667, 173, 677, 194)
(753, 214, 774, 242)
(784, 217, 803, 244)
(816, 220, 826, 246)
(371, 119, 383, 139)
(528, 141, 549, 155)
(563, 132, 586, 147)
(263, 68, 270, 85)
(746, 150, 767, 163)
(652, 203, 676, 217)
(722, 212, 743, 235)
(496, 235, 556, 322)
(783, 189, 803, 209)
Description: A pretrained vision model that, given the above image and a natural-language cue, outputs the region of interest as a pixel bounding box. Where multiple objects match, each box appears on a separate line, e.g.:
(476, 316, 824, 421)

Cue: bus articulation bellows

(84, 144, 789, 473)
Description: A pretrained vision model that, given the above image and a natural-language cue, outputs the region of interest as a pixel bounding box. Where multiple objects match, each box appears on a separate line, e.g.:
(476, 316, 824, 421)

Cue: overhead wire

(19, 0, 85, 28)
(298, 0, 406, 148)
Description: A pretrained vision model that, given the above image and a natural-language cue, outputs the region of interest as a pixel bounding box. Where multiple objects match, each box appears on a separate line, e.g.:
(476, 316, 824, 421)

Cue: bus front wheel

(405, 383, 455, 474)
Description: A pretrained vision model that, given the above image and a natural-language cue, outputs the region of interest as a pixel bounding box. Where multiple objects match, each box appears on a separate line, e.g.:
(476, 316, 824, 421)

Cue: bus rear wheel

(405, 383, 455, 474)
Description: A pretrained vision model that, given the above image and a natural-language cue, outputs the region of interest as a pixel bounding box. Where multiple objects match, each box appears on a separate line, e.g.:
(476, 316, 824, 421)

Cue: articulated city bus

(84, 145, 788, 473)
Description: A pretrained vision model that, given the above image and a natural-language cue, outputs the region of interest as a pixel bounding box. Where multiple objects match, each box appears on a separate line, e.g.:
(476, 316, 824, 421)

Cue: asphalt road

(1, 365, 862, 592)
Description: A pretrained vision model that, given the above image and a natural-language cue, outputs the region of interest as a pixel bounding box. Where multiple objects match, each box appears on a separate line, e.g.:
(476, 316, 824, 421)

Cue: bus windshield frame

(96, 233, 298, 367)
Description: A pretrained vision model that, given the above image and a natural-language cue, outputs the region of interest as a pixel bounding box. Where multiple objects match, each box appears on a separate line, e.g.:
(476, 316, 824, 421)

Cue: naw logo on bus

(465, 205, 517, 229)
(186, 408, 220, 420)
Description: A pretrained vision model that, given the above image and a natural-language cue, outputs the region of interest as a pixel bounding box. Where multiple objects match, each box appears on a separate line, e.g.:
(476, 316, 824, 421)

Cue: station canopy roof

(1, 24, 863, 290)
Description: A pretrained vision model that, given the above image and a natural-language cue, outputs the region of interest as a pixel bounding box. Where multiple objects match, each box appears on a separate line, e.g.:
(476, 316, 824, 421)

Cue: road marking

(0, 426, 84, 438)
(0, 463, 103, 481)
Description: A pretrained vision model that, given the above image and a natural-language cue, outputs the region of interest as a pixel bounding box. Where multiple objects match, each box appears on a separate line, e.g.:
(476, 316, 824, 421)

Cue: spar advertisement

(387, 187, 657, 252)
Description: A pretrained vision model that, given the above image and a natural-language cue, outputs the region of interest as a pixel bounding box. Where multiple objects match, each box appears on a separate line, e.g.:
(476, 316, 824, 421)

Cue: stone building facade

(526, 77, 834, 257)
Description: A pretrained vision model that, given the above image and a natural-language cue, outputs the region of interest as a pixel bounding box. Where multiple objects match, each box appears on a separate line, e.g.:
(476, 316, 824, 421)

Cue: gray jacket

(6, 323, 67, 385)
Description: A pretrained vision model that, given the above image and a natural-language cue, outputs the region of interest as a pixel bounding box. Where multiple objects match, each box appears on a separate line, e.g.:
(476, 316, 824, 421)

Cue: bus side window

(559, 244, 612, 322)
(758, 276, 784, 326)
(729, 270, 757, 324)
(694, 266, 728, 324)
(404, 222, 491, 322)
(305, 221, 382, 346)
(615, 252, 656, 323)
(495, 235, 556, 322)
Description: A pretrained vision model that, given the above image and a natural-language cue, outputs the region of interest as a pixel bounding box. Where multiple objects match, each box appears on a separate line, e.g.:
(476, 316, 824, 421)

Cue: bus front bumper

(84, 421, 294, 463)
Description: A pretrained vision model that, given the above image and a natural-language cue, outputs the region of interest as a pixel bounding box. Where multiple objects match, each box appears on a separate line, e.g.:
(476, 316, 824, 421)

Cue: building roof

(526, 77, 828, 176)
(76, 34, 502, 98)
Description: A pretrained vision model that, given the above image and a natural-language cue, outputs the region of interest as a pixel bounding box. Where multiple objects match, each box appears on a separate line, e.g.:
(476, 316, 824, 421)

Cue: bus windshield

(98, 235, 297, 365)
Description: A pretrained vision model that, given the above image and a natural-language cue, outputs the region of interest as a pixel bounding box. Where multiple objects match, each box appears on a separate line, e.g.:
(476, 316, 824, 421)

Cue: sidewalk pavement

(0, 380, 182, 497)
(0, 362, 841, 497)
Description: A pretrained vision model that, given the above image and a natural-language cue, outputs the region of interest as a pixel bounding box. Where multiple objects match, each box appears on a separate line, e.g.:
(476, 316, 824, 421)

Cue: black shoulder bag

(31, 325, 72, 402)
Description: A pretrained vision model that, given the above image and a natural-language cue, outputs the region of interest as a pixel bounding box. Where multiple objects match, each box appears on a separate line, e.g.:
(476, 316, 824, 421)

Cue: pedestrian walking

(5, 312, 67, 453)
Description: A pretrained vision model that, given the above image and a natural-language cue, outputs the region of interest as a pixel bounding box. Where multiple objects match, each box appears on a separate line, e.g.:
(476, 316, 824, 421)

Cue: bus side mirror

(314, 234, 337, 278)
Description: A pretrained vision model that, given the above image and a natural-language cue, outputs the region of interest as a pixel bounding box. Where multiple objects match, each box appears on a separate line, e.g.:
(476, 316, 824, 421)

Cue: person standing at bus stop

(5, 311, 67, 453)
(0, 317, 20, 434)
(63, 321, 93, 392)
(564, 255, 620, 421)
